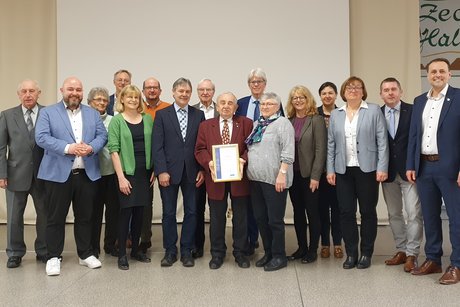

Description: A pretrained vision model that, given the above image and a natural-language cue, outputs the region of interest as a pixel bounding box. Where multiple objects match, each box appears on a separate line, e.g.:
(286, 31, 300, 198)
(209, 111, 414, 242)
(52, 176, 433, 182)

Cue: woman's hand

(326, 173, 336, 186)
(310, 179, 319, 193)
(118, 176, 132, 195)
(275, 172, 286, 192)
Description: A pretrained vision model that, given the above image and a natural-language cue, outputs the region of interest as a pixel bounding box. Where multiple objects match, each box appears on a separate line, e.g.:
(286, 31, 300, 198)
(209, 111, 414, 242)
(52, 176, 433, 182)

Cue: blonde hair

(286, 85, 318, 118)
(115, 85, 145, 114)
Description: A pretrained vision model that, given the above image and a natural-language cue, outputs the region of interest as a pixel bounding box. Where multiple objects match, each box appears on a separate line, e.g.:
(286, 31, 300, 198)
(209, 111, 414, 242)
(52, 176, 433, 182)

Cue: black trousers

(250, 181, 287, 258)
(44, 170, 96, 259)
(208, 183, 248, 258)
(140, 185, 154, 244)
(336, 167, 378, 258)
(194, 182, 207, 251)
(318, 173, 342, 246)
(288, 171, 321, 253)
(119, 206, 144, 257)
(91, 174, 120, 255)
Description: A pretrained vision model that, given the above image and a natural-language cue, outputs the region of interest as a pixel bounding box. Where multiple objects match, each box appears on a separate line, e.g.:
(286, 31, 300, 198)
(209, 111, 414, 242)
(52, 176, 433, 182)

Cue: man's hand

(196, 171, 205, 187)
(0, 178, 7, 189)
(406, 170, 416, 184)
(158, 172, 170, 187)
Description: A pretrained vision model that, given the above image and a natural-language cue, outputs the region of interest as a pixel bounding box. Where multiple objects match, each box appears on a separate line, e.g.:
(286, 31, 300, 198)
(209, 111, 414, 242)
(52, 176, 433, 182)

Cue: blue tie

(389, 108, 396, 138)
(253, 100, 260, 121)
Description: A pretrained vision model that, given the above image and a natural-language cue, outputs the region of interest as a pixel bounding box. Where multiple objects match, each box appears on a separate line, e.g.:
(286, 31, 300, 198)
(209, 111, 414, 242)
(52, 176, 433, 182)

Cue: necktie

(222, 119, 230, 144)
(178, 108, 187, 141)
(253, 100, 260, 121)
(389, 108, 395, 138)
(26, 109, 34, 132)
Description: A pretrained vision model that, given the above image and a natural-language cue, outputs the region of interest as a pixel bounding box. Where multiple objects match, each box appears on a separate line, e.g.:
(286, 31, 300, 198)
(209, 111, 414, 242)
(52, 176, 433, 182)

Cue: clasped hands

(68, 142, 93, 157)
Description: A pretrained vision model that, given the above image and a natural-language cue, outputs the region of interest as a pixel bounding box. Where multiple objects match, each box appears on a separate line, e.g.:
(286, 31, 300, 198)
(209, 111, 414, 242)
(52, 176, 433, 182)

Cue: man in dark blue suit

(153, 78, 205, 267)
(379, 78, 422, 273)
(407, 58, 460, 285)
(235, 68, 268, 255)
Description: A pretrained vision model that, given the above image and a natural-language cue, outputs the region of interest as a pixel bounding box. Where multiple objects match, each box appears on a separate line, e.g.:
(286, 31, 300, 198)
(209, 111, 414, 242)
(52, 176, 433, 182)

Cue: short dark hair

(380, 77, 401, 92)
(318, 82, 337, 95)
(426, 58, 451, 72)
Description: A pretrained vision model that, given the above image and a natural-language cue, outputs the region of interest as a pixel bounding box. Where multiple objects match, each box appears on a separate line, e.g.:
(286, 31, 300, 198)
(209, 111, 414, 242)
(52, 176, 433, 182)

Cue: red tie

(222, 119, 230, 144)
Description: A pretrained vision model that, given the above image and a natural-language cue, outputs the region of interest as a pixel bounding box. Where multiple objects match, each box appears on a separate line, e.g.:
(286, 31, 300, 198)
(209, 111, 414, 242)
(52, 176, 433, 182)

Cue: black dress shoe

(246, 245, 255, 256)
(161, 254, 177, 267)
(7, 256, 22, 268)
(357, 255, 372, 269)
(209, 257, 224, 269)
(36, 254, 47, 263)
(192, 248, 204, 259)
(343, 256, 357, 269)
(264, 257, 288, 272)
(138, 241, 152, 253)
(132, 252, 151, 263)
(181, 255, 195, 267)
(118, 255, 129, 270)
(255, 254, 272, 267)
(235, 255, 250, 268)
(287, 249, 307, 261)
(301, 251, 318, 264)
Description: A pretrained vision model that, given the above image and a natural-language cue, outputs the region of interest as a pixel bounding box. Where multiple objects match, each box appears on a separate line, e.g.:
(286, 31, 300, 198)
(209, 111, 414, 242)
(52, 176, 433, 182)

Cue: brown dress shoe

(320, 247, 330, 258)
(334, 246, 343, 258)
(404, 256, 417, 273)
(385, 251, 406, 265)
(439, 265, 460, 285)
(412, 259, 442, 275)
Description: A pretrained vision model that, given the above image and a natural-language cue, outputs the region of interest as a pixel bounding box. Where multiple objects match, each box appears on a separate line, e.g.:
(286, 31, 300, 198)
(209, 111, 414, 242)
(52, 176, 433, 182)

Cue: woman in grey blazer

(286, 85, 327, 263)
(327, 76, 388, 269)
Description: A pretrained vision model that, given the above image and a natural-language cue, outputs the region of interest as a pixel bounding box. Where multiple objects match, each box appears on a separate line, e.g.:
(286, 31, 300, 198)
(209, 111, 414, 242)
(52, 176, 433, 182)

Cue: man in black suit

(152, 78, 205, 267)
(0, 79, 46, 268)
(107, 69, 131, 115)
(379, 78, 422, 273)
(190, 78, 218, 259)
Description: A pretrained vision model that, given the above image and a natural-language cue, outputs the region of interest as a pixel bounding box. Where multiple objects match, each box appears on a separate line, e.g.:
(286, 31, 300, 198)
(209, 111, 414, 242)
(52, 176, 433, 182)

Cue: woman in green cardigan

(108, 85, 154, 270)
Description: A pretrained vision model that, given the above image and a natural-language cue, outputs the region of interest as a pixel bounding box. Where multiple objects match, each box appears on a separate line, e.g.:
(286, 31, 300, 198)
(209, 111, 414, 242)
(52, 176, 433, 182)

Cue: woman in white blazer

(326, 76, 388, 270)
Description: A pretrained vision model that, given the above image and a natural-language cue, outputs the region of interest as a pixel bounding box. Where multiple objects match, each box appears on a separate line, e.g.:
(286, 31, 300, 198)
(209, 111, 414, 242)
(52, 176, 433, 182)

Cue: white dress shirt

(421, 84, 448, 155)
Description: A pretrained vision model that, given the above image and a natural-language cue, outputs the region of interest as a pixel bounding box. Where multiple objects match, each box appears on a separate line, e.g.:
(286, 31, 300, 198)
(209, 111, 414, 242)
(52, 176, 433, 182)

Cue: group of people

(1, 58, 459, 285)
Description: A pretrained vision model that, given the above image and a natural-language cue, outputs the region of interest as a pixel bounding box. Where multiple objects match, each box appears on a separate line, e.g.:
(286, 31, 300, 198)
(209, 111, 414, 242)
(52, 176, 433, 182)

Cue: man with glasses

(137, 77, 170, 254)
(108, 69, 132, 115)
(191, 79, 218, 258)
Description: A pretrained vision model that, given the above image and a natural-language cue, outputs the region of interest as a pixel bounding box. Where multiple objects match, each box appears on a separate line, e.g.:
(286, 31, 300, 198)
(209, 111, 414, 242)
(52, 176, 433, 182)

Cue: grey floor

(0, 223, 458, 307)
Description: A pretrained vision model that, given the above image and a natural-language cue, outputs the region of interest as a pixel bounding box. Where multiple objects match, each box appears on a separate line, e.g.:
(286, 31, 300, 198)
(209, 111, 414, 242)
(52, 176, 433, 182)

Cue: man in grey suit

(0, 79, 47, 268)
(191, 78, 218, 258)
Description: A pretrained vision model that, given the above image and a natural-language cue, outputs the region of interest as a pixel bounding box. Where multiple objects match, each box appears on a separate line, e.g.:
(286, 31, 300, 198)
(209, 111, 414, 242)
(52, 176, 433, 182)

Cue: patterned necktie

(222, 119, 230, 144)
(253, 100, 260, 121)
(389, 108, 395, 138)
(178, 108, 187, 141)
(26, 109, 34, 132)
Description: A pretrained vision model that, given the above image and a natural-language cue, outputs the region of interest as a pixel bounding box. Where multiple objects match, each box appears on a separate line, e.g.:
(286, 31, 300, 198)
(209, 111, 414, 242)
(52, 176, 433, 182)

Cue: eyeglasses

(144, 86, 160, 91)
(92, 98, 108, 103)
(197, 88, 214, 92)
(345, 86, 363, 92)
(292, 96, 306, 101)
(249, 80, 265, 85)
(260, 102, 278, 107)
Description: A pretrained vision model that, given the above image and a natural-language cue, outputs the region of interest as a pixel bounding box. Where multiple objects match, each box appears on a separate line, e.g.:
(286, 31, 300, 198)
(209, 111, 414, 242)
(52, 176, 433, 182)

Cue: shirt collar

(219, 116, 233, 124)
(174, 103, 188, 112)
(338, 100, 368, 111)
(199, 101, 215, 110)
(427, 84, 449, 100)
(385, 101, 401, 113)
(22, 104, 38, 115)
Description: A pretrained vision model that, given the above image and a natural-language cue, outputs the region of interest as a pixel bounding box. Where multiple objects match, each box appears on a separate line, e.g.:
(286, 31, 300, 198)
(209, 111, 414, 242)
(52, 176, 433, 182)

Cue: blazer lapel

(299, 116, 312, 139)
(230, 116, 239, 144)
(438, 87, 454, 128)
(168, 106, 183, 141)
(57, 102, 76, 142)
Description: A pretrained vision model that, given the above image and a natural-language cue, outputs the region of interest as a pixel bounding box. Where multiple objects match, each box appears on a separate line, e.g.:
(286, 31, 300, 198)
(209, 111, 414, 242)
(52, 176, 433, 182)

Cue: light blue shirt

(245, 96, 259, 120)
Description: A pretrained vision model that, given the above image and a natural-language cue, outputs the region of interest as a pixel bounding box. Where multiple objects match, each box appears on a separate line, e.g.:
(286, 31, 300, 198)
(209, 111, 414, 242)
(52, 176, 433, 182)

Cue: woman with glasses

(108, 85, 154, 270)
(285, 85, 327, 264)
(88, 87, 120, 259)
(317, 82, 343, 259)
(327, 76, 388, 269)
(246, 92, 294, 271)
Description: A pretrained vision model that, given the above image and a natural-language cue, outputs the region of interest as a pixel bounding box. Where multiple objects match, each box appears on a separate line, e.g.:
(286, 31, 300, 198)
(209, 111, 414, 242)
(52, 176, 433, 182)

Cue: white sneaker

(46, 257, 61, 276)
(79, 255, 102, 269)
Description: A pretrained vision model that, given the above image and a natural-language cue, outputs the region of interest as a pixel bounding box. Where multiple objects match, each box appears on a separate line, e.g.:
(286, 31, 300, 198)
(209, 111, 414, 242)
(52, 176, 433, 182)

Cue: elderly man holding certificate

(195, 92, 253, 270)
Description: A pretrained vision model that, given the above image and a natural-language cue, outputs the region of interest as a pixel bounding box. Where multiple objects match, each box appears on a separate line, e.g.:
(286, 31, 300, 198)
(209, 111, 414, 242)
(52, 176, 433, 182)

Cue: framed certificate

(212, 144, 242, 182)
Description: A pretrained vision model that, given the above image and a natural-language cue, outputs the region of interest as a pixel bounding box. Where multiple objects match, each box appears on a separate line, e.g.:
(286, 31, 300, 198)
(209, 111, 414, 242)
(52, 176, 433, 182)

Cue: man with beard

(35, 77, 107, 276)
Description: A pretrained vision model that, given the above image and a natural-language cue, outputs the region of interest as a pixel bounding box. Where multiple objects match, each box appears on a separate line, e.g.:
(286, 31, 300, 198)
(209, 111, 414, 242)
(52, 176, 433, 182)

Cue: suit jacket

(327, 102, 389, 175)
(0, 104, 44, 191)
(381, 101, 412, 182)
(191, 102, 218, 119)
(406, 85, 460, 179)
(195, 116, 253, 200)
(107, 94, 116, 116)
(35, 101, 107, 183)
(289, 114, 327, 181)
(236, 95, 285, 119)
(152, 104, 205, 184)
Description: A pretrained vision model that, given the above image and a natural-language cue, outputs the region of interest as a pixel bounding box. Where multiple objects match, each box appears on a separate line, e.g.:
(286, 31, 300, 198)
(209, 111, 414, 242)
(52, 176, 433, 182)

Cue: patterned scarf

(245, 111, 281, 145)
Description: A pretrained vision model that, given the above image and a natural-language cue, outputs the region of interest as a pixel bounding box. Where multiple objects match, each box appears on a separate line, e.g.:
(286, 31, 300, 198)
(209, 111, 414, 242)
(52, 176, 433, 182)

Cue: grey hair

(261, 92, 281, 105)
(197, 78, 215, 90)
(87, 87, 109, 103)
(216, 91, 237, 103)
(172, 77, 192, 91)
(247, 68, 267, 83)
(17, 79, 40, 92)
